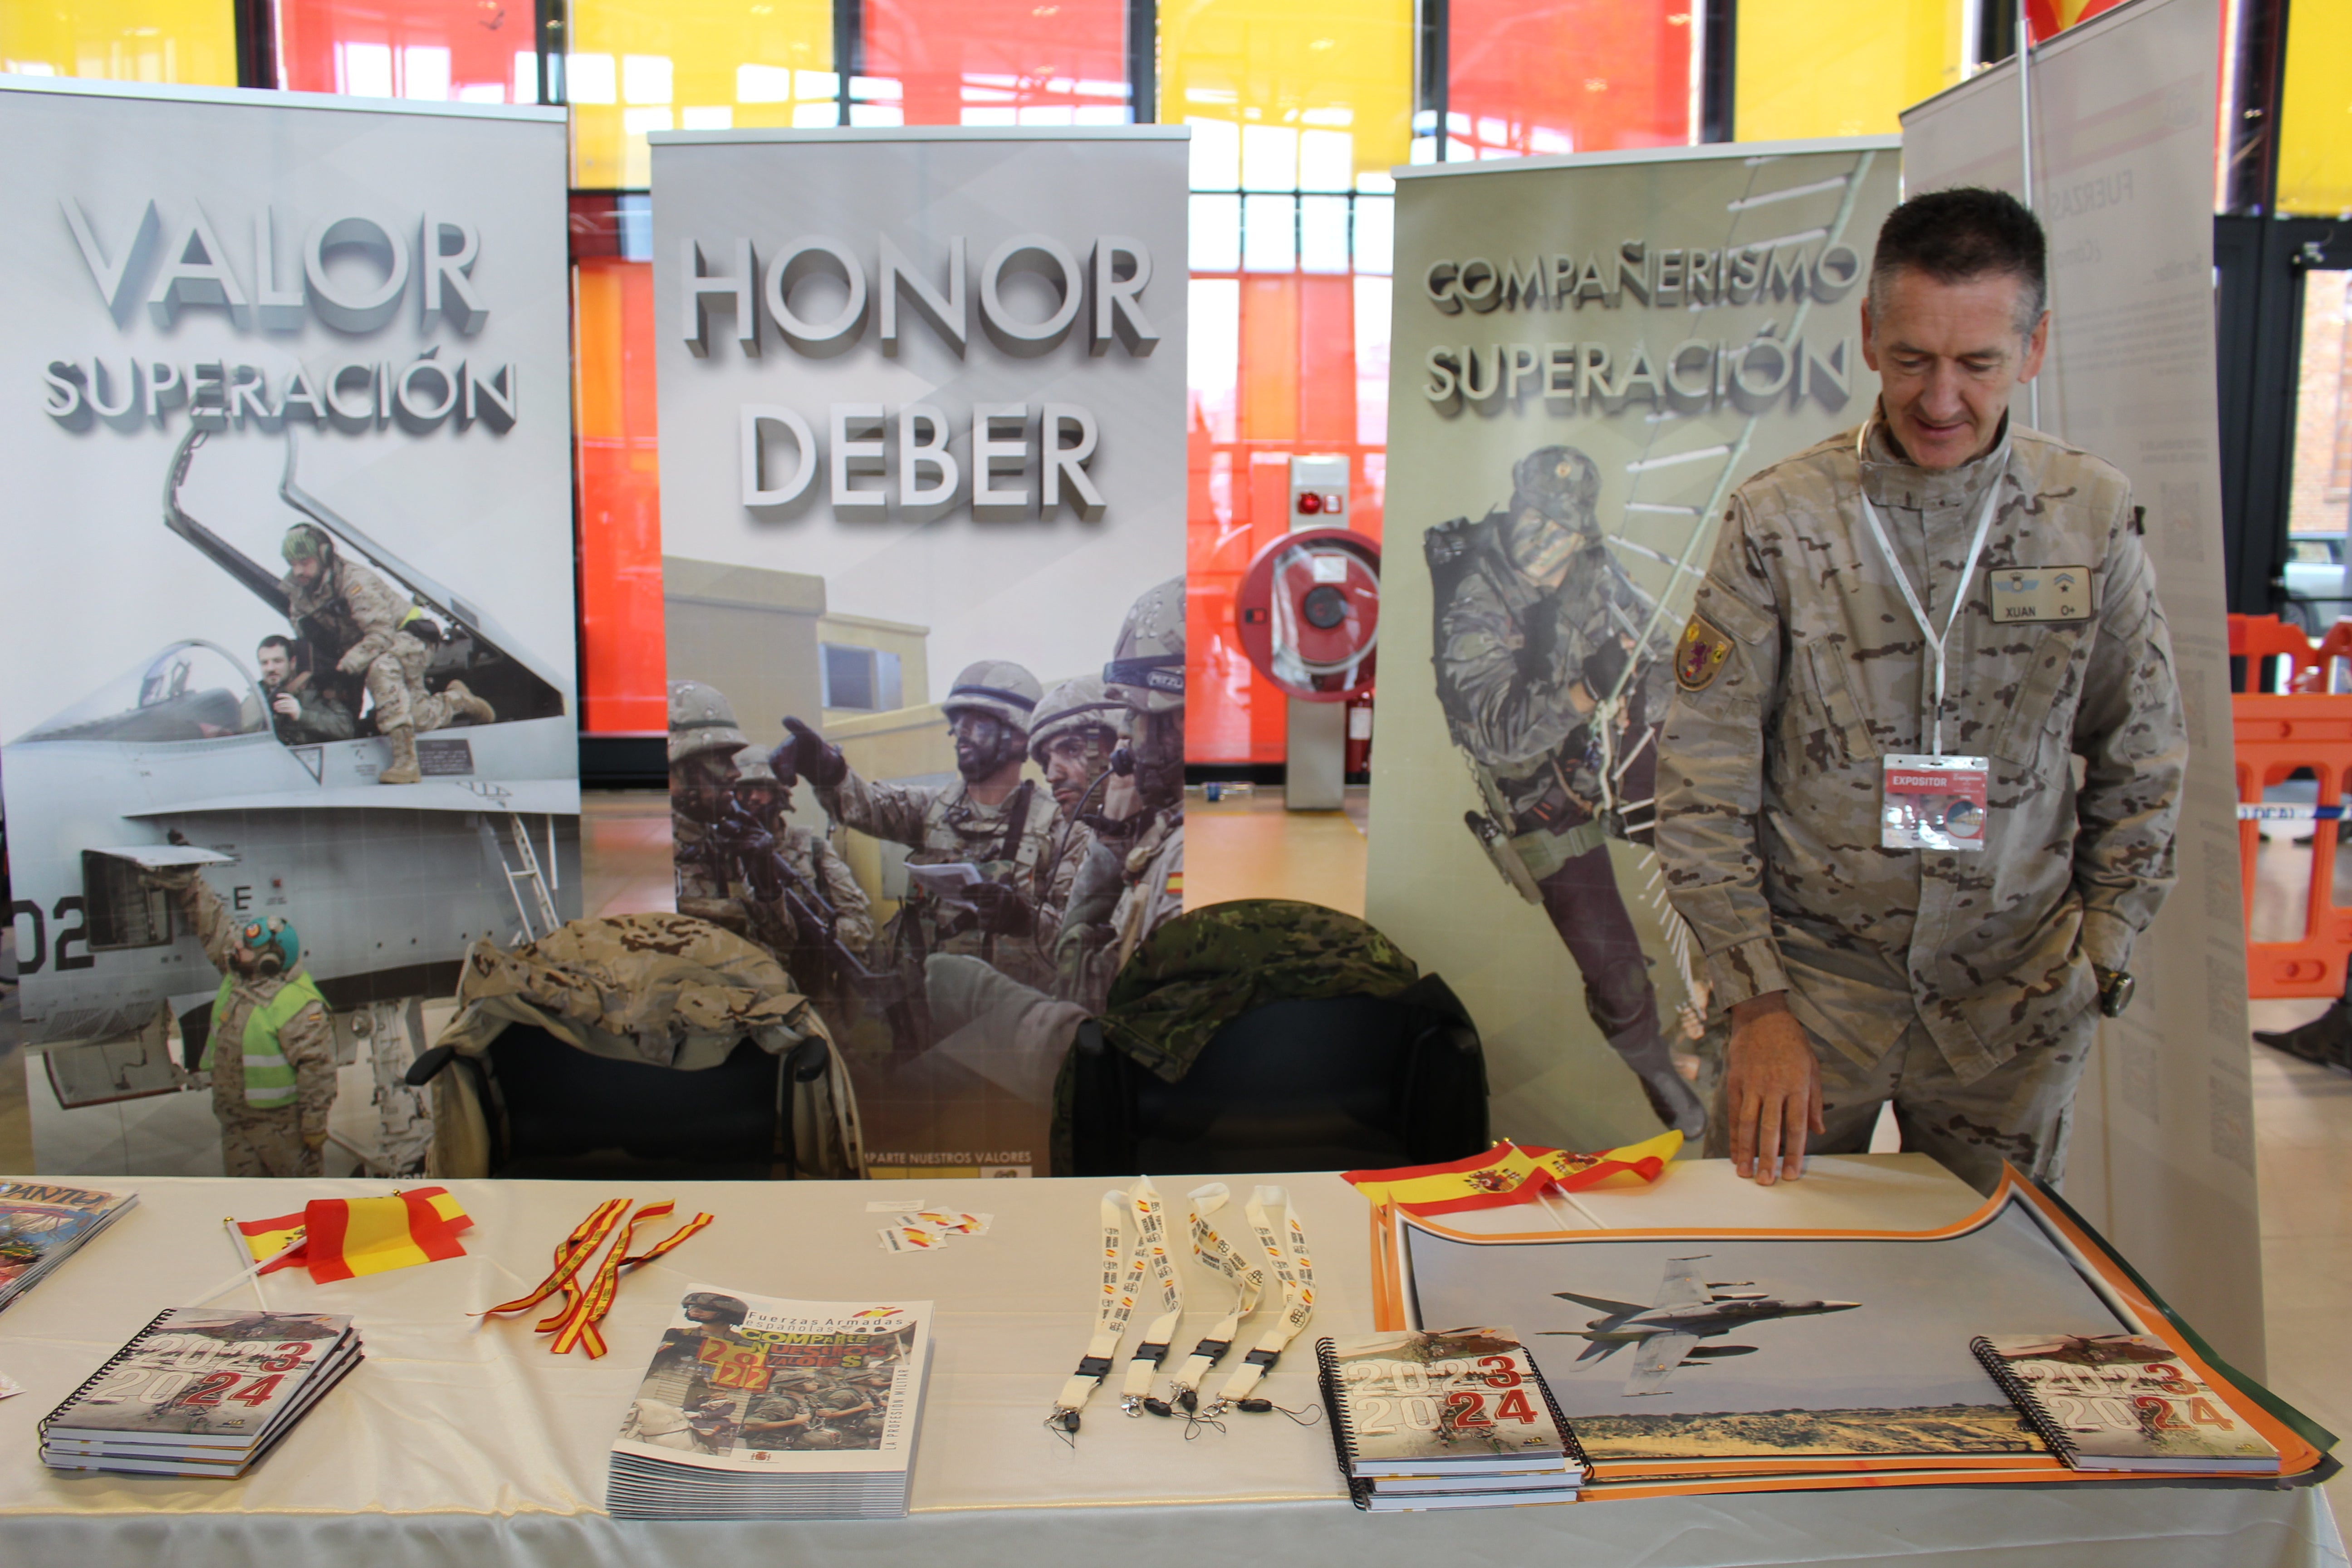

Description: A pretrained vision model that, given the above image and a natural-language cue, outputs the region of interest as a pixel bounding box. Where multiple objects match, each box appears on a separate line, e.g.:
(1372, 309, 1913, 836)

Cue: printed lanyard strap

(1213, 1186, 1315, 1408)
(1168, 1183, 1264, 1397)
(1054, 1188, 1147, 1417)
(1120, 1178, 1183, 1401)
(1854, 426, 2003, 757)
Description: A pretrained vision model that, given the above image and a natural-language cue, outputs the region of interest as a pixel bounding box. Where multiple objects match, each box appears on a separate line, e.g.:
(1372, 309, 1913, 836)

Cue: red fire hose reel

(1233, 527, 1380, 702)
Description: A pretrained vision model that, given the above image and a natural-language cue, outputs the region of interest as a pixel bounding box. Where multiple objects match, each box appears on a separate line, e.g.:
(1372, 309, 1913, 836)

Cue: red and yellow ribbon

(476, 1197, 715, 1359)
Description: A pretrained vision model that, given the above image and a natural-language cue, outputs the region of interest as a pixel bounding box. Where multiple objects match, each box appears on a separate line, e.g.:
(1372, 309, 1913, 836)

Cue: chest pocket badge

(1989, 566, 2093, 623)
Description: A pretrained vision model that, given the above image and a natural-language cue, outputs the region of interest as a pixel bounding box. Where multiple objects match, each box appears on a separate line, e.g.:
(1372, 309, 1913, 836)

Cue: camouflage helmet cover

(942, 660, 1042, 735)
(1027, 675, 1125, 764)
(1505, 445, 1602, 579)
(668, 680, 751, 766)
(733, 744, 779, 784)
(1103, 575, 1186, 715)
(280, 522, 334, 564)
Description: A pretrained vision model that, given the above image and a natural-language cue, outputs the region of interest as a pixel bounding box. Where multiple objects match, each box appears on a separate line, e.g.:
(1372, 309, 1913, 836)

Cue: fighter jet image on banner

(3, 426, 580, 1068)
(1545, 1256, 1860, 1396)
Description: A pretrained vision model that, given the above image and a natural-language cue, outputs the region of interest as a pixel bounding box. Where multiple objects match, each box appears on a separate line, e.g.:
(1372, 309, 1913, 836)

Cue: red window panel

(574, 254, 667, 735)
(860, 0, 1132, 126)
(279, 0, 537, 102)
(1447, 0, 1694, 158)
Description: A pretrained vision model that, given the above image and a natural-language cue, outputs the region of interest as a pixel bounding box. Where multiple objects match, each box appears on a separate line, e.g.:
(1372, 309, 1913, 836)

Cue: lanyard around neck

(1854, 420, 2004, 756)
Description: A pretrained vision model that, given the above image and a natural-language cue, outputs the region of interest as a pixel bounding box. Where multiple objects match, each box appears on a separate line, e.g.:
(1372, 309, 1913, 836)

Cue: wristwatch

(2094, 966, 2136, 1019)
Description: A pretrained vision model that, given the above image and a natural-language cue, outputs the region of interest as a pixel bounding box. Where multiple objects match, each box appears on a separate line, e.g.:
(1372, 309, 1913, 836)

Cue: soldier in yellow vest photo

(145, 867, 339, 1177)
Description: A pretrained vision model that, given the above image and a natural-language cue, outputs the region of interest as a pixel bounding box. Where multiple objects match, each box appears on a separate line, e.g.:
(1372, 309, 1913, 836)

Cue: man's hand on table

(1725, 992, 1822, 1186)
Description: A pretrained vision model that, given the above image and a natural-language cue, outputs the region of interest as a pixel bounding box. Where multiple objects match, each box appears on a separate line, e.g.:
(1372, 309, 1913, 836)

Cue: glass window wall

(1, 0, 236, 83)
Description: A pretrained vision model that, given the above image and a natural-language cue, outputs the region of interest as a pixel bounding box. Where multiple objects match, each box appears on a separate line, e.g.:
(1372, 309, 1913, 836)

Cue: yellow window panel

(2279, 0, 2351, 217)
(1735, 0, 1961, 142)
(1161, 0, 1414, 185)
(1, 0, 238, 86)
(567, 0, 833, 187)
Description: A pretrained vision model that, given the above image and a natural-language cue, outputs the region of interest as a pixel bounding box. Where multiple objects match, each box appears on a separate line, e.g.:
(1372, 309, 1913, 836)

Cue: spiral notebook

(1970, 1334, 2280, 1475)
(39, 1308, 362, 1477)
(1316, 1328, 1584, 1511)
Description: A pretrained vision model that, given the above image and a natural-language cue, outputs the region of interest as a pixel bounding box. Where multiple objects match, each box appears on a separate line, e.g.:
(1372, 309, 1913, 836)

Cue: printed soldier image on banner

(1367, 140, 1903, 1154)
(0, 82, 579, 1179)
(651, 129, 1189, 1176)
(666, 580, 1184, 1178)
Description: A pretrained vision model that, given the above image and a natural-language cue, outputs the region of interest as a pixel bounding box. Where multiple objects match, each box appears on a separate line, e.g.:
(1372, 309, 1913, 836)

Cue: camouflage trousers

(220, 1110, 323, 1178)
(362, 633, 454, 734)
(1703, 1008, 2093, 1196)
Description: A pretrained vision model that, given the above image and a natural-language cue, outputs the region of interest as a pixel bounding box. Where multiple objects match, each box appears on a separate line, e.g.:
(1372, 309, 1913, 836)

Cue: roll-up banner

(650, 127, 1189, 1178)
(1366, 140, 1900, 1151)
(0, 78, 580, 1176)
(1902, 0, 2263, 1374)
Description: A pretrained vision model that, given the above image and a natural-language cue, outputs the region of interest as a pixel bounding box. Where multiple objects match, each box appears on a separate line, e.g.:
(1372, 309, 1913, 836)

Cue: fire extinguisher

(1343, 692, 1374, 778)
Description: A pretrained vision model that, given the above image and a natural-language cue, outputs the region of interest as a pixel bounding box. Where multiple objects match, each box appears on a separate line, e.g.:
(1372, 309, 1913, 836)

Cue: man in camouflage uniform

(1055, 577, 1188, 1014)
(780, 661, 1062, 993)
(144, 867, 337, 1177)
(255, 635, 354, 745)
(280, 523, 492, 784)
(734, 745, 877, 996)
(1656, 188, 2184, 1193)
(739, 1384, 814, 1450)
(1428, 447, 1703, 1137)
(1026, 676, 1126, 951)
(669, 681, 797, 962)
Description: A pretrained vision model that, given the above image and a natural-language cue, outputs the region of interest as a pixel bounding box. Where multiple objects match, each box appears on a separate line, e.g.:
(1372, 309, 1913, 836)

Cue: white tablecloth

(0, 1154, 2337, 1568)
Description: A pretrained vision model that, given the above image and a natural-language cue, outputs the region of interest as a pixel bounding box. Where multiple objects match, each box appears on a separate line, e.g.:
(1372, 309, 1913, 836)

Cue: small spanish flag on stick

(229, 1188, 475, 1285)
(1342, 1132, 1682, 1216)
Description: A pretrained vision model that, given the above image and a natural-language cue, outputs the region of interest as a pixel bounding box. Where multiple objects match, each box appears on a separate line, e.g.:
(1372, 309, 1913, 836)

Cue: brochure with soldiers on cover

(0, 1181, 137, 1310)
(610, 1286, 933, 1519)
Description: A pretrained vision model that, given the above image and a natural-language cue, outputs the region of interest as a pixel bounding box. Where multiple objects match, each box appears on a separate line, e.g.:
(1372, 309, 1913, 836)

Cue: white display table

(0, 1155, 2334, 1568)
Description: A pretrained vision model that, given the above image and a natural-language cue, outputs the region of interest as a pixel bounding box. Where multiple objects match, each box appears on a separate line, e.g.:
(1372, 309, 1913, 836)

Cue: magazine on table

(0, 1181, 137, 1309)
(612, 1287, 931, 1476)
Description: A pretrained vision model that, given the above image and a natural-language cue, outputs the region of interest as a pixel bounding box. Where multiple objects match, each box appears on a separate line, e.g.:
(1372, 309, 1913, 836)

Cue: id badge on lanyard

(1882, 753, 1988, 852)
(1856, 425, 2002, 856)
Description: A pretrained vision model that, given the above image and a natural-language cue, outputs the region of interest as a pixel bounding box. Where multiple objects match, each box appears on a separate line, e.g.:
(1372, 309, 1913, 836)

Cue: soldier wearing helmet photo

(138, 865, 335, 1176)
(279, 521, 493, 785)
(1426, 446, 1704, 1139)
(1025, 675, 1126, 949)
(1056, 576, 1188, 1014)
(669, 681, 799, 964)
(778, 661, 1063, 995)
(732, 744, 876, 1006)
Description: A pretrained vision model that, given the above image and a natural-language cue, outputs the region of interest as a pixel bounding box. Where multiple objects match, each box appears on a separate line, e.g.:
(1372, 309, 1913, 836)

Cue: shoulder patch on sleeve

(1674, 614, 1736, 692)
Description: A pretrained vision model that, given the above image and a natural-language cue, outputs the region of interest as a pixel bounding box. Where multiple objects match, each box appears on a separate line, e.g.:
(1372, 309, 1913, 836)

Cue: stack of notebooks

(1317, 1327, 1585, 1511)
(1972, 1334, 2282, 1475)
(39, 1308, 363, 1478)
(608, 1286, 933, 1519)
(0, 1180, 137, 1312)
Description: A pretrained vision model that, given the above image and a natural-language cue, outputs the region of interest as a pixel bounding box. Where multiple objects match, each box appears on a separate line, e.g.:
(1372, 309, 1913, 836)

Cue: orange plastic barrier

(2231, 614, 2352, 998)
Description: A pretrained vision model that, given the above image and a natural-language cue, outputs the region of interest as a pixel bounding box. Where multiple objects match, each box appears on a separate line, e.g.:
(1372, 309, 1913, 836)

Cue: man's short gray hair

(1867, 186, 2048, 340)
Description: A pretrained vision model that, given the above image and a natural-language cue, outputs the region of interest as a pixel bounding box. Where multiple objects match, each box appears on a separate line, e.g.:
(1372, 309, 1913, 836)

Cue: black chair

(429, 1023, 794, 1180)
(1067, 981, 1489, 1176)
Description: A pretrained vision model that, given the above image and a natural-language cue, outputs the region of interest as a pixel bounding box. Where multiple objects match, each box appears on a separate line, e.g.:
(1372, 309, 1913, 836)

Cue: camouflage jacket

(817, 767, 1062, 985)
(1035, 813, 1096, 951)
(673, 812, 798, 959)
(284, 556, 420, 677)
(675, 813, 875, 956)
(1655, 419, 2185, 1083)
(1055, 808, 1184, 1014)
(169, 874, 336, 1136)
(264, 672, 356, 745)
(1431, 512, 1675, 872)
(435, 911, 832, 1070)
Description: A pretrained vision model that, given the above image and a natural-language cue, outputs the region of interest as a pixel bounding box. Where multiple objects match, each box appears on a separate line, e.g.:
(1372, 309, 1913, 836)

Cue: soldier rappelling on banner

(1426, 446, 1705, 1138)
